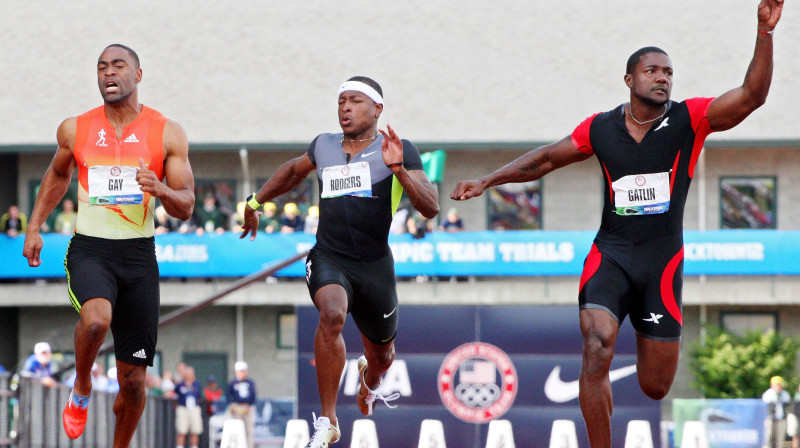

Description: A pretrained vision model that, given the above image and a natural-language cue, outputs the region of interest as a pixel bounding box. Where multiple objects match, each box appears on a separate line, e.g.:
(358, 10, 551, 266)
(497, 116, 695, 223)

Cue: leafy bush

(689, 326, 799, 398)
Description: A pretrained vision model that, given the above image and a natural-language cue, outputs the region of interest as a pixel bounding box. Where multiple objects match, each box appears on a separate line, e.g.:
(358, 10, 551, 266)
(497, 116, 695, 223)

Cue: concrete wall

(2, 1, 799, 145)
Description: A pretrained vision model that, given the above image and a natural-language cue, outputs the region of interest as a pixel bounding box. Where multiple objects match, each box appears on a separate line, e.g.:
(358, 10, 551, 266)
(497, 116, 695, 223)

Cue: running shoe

(305, 413, 340, 447)
(356, 355, 400, 416)
(62, 390, 89, 439)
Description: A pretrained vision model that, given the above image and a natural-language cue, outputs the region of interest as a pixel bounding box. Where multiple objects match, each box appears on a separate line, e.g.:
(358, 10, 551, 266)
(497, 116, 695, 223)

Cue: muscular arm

(239, 154, 316, 240)
(380, 125, 439, 218)
(391, 167, 439, 219)
(138, 120, 195, 221)
(23, 118, 78, 267)
(450, 135, 592, 201)
(706, 0, 783, 132)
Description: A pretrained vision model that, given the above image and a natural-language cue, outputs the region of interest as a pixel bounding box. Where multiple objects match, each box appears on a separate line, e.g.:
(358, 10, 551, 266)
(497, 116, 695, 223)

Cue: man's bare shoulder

(163, 119, 189, 156)
(56, 117, 78, 149)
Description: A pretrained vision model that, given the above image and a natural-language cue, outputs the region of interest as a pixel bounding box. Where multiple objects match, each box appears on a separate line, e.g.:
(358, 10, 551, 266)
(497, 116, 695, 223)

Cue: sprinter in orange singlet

(23, 44, 195, 446)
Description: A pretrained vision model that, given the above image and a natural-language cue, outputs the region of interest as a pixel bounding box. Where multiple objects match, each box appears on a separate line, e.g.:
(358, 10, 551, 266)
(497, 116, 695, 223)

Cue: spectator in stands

(262, 202, 280, 233)
(231, 202, 247, 234)
(106, 367, 120, 393)
(280, 202, 304, 234)
(407, 210, 435, 239)
(789, 383, 800, 448)
(203, 374, 223, 415)
(175, 366, 203, 448)
(65, 362, 108, 391)
(194, 194, 227, 234)
(1, 205, 27, 237)
(389, 207, 410, 235)
(226, 361, 257, 448)
(145, 371, 164, 396)
(161, 369, 176, 399)
(304, 205, 319, 234)
(154, 205, 178, 234)
(21, 342, 56, 388)
(763, 375, 791, 448)
(439, 207, 465, 232)
(54, 198, 77, 235)
(175, 361, 188, 383)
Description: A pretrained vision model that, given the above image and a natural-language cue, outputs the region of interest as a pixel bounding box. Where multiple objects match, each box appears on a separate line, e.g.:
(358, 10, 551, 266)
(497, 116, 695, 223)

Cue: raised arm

(23, 118, 78, 267)
(707, 0, 784, 132)
(239, 153, 316, 240)
(450, 135, 592, 201)
(380, 125, 439, 219)
(137, 120, 195, 221)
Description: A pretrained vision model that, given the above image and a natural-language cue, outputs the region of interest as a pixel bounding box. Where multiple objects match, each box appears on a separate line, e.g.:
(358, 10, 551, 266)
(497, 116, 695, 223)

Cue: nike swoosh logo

(655, 117, 669, 131)
(383, 307, 397, 318)
(543, 364, 637, 403)
(361, 151, 377, 158)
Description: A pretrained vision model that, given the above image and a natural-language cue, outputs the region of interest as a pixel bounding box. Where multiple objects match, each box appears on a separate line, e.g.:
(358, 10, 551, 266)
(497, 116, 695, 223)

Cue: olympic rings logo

(437, 342, 518, 423)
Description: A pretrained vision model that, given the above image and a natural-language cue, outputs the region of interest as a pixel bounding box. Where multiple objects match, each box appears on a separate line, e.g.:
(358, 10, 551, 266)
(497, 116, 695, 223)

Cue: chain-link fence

(3, 374, 174, 448)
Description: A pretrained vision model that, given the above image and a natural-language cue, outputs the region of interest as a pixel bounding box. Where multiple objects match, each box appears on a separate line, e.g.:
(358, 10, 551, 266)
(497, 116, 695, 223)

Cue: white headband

(338, 81, 384, 106)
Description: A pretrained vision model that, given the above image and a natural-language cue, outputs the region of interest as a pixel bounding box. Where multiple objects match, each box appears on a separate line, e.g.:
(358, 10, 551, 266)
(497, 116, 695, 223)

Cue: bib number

(88, 165, 143, 205)
(612, 172, 670, 215)
(321, 162, 373, 199)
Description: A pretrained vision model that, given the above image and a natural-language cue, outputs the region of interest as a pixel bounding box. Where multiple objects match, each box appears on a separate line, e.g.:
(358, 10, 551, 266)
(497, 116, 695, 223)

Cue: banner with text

(297, 305, 659, 448)
(673, 399, 766, 448)
(3, 230, 800, 278)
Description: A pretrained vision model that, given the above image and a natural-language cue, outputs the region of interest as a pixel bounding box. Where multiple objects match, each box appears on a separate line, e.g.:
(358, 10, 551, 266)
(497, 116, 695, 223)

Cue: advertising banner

(672, 399, 766, 448)
(3, 230, 799, 278)
(297, 305, 660, 448)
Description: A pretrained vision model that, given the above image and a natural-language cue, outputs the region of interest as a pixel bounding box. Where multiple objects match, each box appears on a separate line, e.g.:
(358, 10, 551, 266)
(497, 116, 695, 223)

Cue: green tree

(689, 326, 799, 398)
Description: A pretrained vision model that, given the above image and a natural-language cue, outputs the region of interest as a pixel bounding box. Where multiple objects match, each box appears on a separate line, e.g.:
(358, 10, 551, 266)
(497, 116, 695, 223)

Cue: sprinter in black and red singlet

(239, 76, 438, 448)
(451, 2, 784, 447)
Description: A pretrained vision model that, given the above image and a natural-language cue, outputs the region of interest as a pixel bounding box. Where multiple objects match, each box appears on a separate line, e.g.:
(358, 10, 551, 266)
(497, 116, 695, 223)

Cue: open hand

(239, 206, 262, 241)
(379, 125, 403, 170)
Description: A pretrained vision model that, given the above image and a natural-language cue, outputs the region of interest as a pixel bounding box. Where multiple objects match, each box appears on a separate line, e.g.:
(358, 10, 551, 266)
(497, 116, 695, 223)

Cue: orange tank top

(73, 105, 167, 239)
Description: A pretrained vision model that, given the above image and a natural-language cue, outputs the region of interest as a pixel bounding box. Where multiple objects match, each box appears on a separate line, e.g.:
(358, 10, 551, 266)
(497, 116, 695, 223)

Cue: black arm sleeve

(401, 139, 424, 171)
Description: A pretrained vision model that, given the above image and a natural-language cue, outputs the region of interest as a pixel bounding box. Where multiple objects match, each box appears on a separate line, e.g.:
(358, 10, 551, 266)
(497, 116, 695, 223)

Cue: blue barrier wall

(3, 230, 799, 278)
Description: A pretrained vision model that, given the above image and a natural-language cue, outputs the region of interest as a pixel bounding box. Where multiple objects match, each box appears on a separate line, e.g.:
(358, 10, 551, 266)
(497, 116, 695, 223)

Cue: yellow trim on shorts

(63, 239, 81, 313)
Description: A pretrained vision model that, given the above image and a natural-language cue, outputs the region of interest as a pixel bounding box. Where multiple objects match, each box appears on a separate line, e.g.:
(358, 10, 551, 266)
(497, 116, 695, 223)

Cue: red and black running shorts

(578, 231, 683, 342)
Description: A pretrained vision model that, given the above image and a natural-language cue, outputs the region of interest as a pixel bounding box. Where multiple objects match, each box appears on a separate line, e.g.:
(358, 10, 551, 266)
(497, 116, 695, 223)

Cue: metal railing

(1, 252, 309, 447)
(10, 375, 174, 448)
(0, 373, 12, 447)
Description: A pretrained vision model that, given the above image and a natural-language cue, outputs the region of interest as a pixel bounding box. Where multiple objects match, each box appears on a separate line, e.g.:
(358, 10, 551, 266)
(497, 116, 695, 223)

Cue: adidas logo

(132, 349, 146, 359)
(123, 134, 139, 143)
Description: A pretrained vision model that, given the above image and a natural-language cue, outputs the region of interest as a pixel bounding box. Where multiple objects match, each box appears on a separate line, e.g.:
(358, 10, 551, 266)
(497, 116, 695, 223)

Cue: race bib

(88, 165, 143, 205)
(321, 162, 373, 199)
(612, 172, 670, 215)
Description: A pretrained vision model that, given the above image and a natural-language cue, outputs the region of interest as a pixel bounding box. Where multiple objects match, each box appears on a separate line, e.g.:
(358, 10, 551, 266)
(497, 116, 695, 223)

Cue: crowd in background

(2, 196, 467, 239)
(4, 341, 261, 448)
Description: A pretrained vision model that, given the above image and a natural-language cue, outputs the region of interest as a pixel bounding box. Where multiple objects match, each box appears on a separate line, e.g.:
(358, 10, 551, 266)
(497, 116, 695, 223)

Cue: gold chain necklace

(341, 134, 378, 143)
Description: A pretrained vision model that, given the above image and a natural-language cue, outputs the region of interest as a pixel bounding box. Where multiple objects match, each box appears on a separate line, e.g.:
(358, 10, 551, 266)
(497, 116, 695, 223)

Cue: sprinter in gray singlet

(239, 76, 439, 448)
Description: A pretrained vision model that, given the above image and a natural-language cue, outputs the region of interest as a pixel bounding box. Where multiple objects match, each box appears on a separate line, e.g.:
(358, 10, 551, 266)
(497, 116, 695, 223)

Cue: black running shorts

(578, 231, 684, 342)
(64, 233, 159, 366)
(305, 246, 398, 344)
